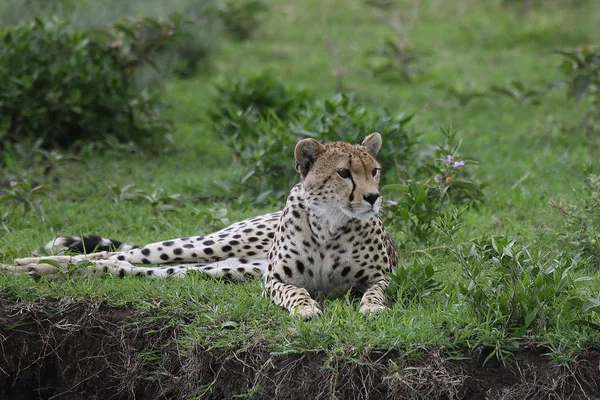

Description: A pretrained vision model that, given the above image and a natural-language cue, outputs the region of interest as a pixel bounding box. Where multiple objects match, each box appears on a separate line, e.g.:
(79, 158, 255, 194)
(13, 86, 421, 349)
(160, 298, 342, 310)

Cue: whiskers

(307, 199, 382, 234)
(347, 201, 381, 219)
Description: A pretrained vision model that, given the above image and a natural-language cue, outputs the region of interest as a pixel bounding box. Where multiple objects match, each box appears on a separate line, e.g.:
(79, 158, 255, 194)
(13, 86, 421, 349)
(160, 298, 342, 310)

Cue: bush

(208, 71, 310, 128)
(214, 0, 270, 40)
(554, 46, 600, 102)
(551, 173, 600, 264)
(384, 127, 485, 244)
(172, 14, 216, 77)
(290, 94, 419, 182)
(387, 257, 443, 305)
(0, 16, 185, 150)
(436, 215, 592, 350)
(211, 85, 421, 202)
(208, 72, 311, 200)
(475, 240, 588, 337)
(553, 46, 600, 149)
(0, 0, 219, 79)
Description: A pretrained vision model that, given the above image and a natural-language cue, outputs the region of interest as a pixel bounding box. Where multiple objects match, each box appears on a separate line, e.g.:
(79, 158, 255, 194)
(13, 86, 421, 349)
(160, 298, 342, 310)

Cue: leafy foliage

(214, 0, 270, 40)
(366, 34, 419, 83)
(0, 181, 47, 223)
(105, 183, 182, 216)
(421, 127, 485, 206)
(192, 207, 231, 234)
(210, 83, 420, 202)
(0, 0, 220, 79)
(442, 81, 488, 107)
(0, 16, 186, 150)
(438, 213, 591, 342)
(363, 0, 420, 83)
(208, 71, 310, 134)
(551, 174, 600, 264)
(387, 258, 443, 305)
(554, 46, 600, 148)
(490, 80, 544, 105)
(554, 46, 600, 102)
(166, 3, 221, 77)
(384, 127, 484, 243)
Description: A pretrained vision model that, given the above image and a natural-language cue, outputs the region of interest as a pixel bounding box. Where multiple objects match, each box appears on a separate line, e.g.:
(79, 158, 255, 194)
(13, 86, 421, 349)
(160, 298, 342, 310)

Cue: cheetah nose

(364, 192, 380, 205)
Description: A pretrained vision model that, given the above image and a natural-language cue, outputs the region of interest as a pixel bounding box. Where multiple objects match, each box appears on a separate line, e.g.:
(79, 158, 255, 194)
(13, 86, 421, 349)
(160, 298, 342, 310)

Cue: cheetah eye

(372, 168, 380, 177)
(337, 168, 351, 179)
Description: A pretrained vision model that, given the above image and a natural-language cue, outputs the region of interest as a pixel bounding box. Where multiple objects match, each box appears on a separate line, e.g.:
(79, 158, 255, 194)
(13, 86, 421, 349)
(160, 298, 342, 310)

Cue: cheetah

(2, 133, 397, 318)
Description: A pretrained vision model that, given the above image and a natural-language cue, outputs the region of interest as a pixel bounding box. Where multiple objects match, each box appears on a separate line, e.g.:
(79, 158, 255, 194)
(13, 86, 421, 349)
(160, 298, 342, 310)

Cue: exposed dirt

(1, 300, 599, 400)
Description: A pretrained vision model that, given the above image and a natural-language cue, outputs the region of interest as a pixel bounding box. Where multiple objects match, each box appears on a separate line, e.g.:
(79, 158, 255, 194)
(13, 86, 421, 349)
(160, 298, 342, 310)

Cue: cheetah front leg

(266, 279, 322, 319)
(13, 251, 115, 267)
(359, 278, 389, 315)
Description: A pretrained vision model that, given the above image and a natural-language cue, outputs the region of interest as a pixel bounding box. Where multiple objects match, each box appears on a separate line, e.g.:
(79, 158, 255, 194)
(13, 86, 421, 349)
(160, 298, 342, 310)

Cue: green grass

(2, 0, 600, 365)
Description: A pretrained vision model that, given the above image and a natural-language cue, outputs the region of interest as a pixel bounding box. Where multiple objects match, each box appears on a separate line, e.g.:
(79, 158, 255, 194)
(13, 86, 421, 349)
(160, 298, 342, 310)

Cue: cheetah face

(295, 133, 382, 221)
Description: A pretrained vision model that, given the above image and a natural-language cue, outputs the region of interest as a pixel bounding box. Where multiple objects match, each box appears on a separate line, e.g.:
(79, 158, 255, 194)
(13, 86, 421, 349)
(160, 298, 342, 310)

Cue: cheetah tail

(44, 235, 139, 254)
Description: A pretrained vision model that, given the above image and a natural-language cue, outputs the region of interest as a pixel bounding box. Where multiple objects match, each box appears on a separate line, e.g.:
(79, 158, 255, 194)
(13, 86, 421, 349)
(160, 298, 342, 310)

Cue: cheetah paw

(293, 302, 323, 319)
(359, 303, 386, 316)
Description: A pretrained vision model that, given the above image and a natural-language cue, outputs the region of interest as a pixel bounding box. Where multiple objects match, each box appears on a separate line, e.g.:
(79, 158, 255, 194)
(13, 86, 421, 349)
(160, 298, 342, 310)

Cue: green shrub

(554, 46, 600, 101)
(437, 214, 592, 351)
(551, 173, 600, 264)
(471, 238, 588, 335)
(211, 88, 420, 203)
(441, 81, 488, 107)
(289, 94, 420, 181)
(149, 2, 220, 78)
(208, 71, 310, 128)
(208, 72, 311, 199)
(0, 16, 185, 150)
(0, 181, 47, 223)
(172, 15, 216, 77)
(387, 257, 443, 305)
(490, 80, 543, 105)
(0, 0, 219, 79)
(384, 127, 485, 243)
(214, 0, 270, 40)
(553, 46, 600, 148)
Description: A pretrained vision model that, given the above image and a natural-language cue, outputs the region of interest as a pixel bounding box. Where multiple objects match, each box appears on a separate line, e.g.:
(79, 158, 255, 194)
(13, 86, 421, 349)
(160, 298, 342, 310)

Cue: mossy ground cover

(1, 0, 600, 398)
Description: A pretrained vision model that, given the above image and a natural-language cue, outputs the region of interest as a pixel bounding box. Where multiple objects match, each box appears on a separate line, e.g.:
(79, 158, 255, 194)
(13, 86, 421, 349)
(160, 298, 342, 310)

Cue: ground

(1, 0, 600, 398)
(2, 300, 599, 400)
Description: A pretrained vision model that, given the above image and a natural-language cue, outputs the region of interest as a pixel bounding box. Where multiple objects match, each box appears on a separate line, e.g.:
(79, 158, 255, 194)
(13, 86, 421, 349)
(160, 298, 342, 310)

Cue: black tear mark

(348, 157, 356, 202)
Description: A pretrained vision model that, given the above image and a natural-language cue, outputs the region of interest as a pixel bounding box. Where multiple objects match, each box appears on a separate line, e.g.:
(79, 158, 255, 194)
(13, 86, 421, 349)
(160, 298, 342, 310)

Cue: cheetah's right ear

(295, 138, 326, 178)
(358, 132, 382, 158)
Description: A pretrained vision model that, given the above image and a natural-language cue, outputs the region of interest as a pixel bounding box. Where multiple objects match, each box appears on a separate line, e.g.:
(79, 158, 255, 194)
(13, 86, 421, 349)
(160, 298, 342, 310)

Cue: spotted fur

(2, 133, 397, 318)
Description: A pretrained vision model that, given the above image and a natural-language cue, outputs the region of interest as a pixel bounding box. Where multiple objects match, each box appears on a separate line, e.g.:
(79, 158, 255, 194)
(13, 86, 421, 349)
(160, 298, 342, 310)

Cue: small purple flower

(453, 161, 465, 169)
(387, 200, 398, 206)
(446, 155, 454, 163)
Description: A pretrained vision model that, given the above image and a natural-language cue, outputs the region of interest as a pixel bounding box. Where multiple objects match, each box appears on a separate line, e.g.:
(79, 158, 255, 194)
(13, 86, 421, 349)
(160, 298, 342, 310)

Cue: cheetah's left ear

(295, 138, 326, 178)
(358, 132, 382, 158)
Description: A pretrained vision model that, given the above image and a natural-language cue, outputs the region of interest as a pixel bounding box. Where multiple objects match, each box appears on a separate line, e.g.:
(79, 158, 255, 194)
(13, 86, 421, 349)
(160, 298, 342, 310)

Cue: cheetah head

(294, 132, 382, 222)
